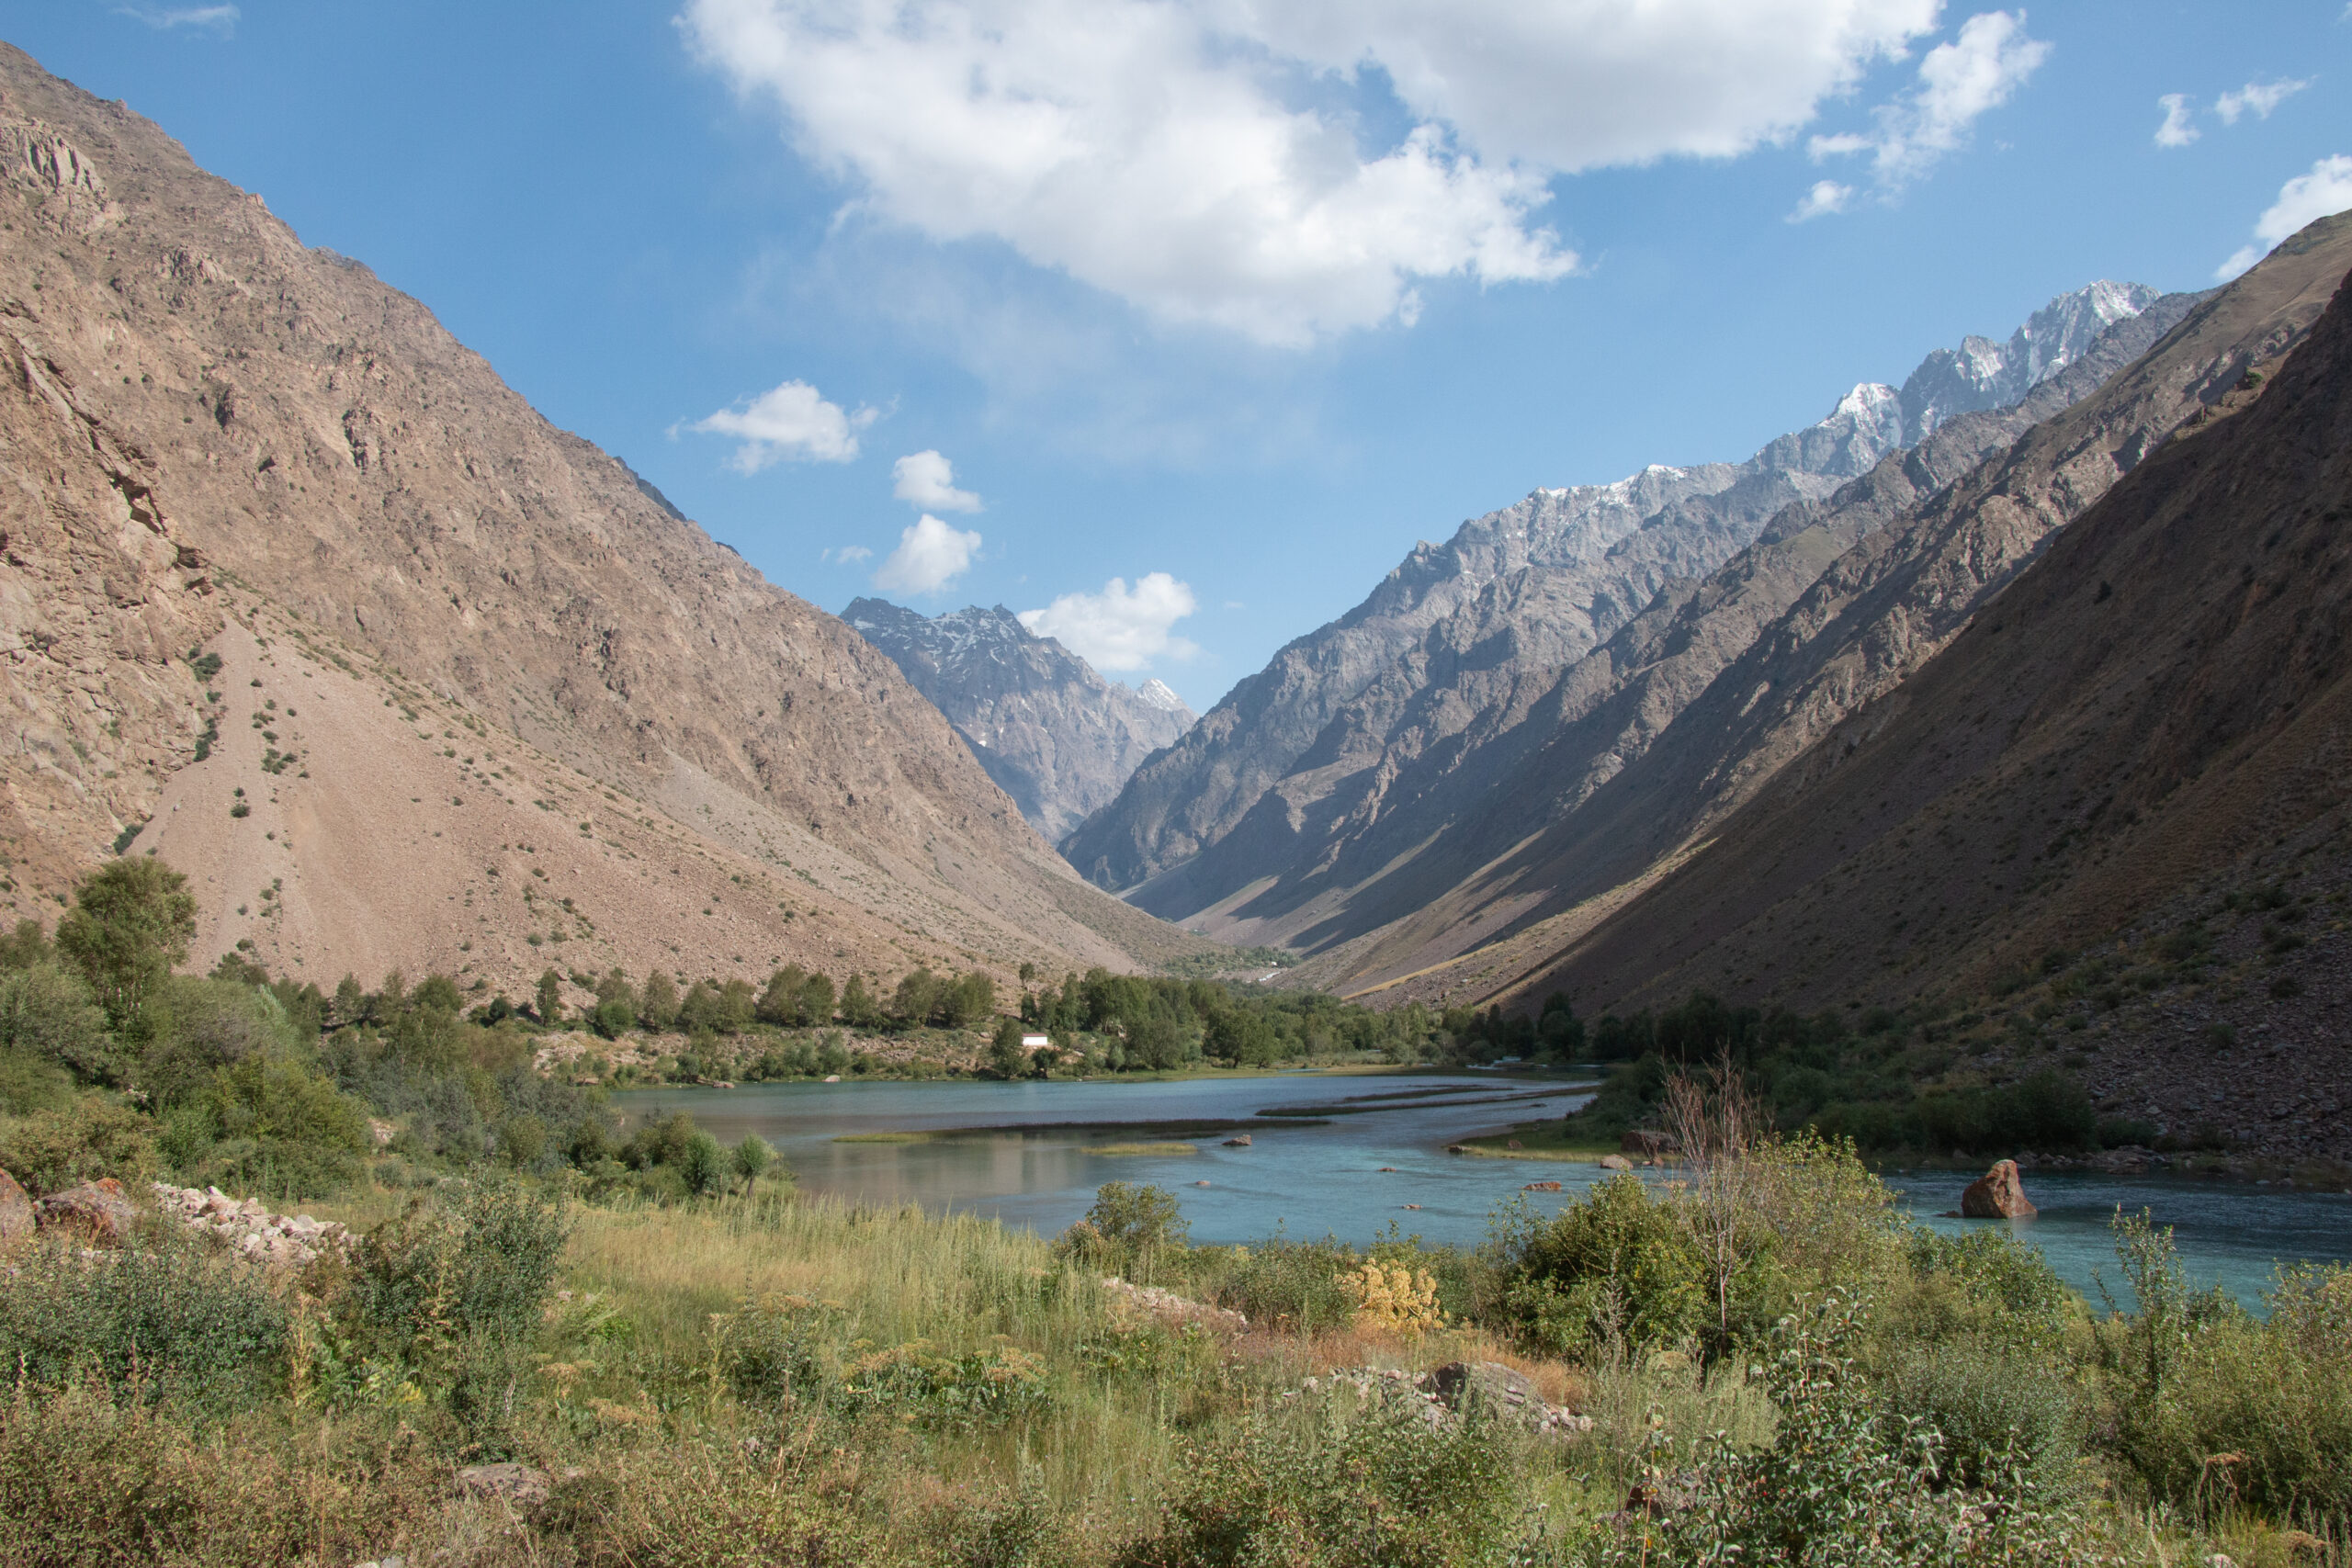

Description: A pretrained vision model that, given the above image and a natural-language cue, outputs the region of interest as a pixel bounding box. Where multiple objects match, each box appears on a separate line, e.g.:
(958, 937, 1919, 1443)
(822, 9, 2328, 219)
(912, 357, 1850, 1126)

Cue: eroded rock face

(33, 1177, 139, 1244)
(0, 1167, 32, 1247)
(1961, 1159, 2037, 1220)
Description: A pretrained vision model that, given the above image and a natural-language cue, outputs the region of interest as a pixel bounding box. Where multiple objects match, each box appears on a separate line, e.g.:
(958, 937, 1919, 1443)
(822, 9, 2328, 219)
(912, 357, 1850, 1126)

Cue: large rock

(1961, 1159, 2037, 1220)
(1419, 1360, 1543, 1420)
(0, 1167, 32, 1248)
(34, 1177, 141, 1244)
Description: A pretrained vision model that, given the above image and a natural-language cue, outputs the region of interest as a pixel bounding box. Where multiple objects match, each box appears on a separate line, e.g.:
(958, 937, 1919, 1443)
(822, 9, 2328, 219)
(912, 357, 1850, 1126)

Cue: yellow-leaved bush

(1342, 1260, 1444, 1337)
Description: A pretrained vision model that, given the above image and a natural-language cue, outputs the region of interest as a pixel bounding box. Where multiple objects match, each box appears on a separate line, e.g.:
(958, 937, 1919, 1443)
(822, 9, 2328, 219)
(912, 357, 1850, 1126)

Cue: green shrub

(0, 963, 118, 1085)
(178, 1055, 368, 1197)
(1885, 1338, 2080, 1492)
(0, 1234, 288, 1409)
(678, 1130, 727, 1195)
(1204, 1235, 1360, 1335)
(1119, 1384, 1534, 1567)
(0, 1094, 158, 1195)
(1057, 1180, 1191, 1281)
(1495, 1174, 1704, 1358)
(0, 1047, 72, 1117)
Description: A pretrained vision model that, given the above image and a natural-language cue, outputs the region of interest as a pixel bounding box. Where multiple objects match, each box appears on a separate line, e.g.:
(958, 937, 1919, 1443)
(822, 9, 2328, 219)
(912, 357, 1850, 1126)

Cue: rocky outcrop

(33, 1177, 139, 1244)
(1101, 1275, 1248, 1333)
(844, 599, 1193, 842)
(1286, 1362, 1593, 1436)
(152, 1181, 349, 1265)
(0, 1167, 32, 1247)
(1961, 1161, 2037, 1220)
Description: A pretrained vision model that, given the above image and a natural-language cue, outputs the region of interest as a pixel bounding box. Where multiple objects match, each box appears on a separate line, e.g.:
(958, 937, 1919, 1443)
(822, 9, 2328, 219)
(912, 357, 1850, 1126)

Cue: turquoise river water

(616, 1073, 2352, 1309)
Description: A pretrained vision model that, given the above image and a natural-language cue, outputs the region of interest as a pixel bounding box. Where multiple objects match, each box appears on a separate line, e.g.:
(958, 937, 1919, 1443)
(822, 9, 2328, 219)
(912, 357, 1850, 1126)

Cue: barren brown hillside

(0, 45, 1206, 993)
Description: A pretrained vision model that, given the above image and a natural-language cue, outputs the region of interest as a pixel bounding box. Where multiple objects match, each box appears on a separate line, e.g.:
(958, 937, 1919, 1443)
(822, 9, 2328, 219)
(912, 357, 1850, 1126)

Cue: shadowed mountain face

(843, 598, 1194, 843)
(1064, 280, 2177, 965)
(1495, 231, 2352, 1159)
(0, 44, 1209, 992)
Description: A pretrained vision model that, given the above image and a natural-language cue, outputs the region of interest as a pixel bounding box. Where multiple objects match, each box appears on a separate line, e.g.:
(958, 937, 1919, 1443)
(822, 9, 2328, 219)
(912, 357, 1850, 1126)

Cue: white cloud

(821, 545, 874, 564)
(874, 514, 983, 593)
(692, 379, 877, 471)
(1019, 573, 1198, 671)
(2216, 153, 2352, 280)
(2154, 94, 2199, 149)
(117, 4, 238, 31)
(1810, 10, 2050, 189)
(682, 0, 1944, 344)
(891, 449, 981, 512)
(2216, 78, 2310, 126)
(1789, 179, 1855, 221)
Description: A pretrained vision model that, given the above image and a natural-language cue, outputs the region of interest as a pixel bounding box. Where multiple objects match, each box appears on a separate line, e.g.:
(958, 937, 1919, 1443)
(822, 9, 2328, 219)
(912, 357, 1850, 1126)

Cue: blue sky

(5, 1, 2348, 710)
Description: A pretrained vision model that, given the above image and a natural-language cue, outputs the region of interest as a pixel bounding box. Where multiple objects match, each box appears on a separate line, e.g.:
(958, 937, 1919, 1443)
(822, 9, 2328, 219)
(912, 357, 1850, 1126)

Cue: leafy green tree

(799, 971, 836, 1026)
(372, 968, 408, 1023)
(731, 1134, 774, 1196)
(639, 970, 681, 1032)
(0, 962, 117, 1084)
(591, 999, 634, 1040)
(595, 967, 638, 1014)
(839, 975, 883, 1030)
(679, 979, 725, 1034)
(756, 965, 808, 1026)
(718, 977, 756, 1033)
(940, 970, 995, 1028)
(331, 972, 365, 1027)
(989, 1015, 1026, 1078)
(891, 968, 940, 1029)
(54, 858, 196, 1034)
(678, 1130, 727, 1196)
(411, 974, 463, 1014)
(535, 968, 564, 1025)
(0, 918, 52, 969)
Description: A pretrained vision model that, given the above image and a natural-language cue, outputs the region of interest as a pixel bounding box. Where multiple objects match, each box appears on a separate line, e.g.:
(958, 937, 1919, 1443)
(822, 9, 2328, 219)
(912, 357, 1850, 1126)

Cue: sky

(3, 2, 2348, 711)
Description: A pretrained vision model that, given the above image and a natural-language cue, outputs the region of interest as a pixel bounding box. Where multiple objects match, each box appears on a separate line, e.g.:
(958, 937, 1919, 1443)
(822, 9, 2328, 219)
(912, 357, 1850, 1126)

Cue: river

(616, 1073, 2352, 1308)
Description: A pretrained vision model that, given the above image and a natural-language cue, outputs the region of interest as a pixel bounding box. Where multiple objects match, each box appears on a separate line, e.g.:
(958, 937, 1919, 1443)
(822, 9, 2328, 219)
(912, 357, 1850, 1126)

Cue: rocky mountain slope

(1065, 281, 2172, 946)
(843, 598, 1193, 842)
(1331, 217, 2352, 1010)
(0, 44, 1209, 999)
(1494, 230, 2352, 1160)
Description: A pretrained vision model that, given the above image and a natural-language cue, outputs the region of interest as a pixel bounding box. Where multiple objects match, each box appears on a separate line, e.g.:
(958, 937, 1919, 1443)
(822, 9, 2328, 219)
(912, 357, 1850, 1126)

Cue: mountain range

(842, 598, 1194, 843)
(0, 43, 1209, 1006)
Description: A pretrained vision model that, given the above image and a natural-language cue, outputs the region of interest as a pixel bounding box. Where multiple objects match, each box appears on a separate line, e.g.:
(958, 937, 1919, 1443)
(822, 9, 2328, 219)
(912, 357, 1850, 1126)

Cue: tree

(678, 1130, 727, 1196)
(756, 965, 808, 1026)
(989, 1015, 1027, 1078)
(679, 979, 725, 1034)
(0, 962, 116, 1084)
(799, 971, 835, 1026)
(891, 968, 940, 1029)
(535, 968, 564, 1025)
(332, 973, 366, 1029)
(54, 857, 195, 1033)
(839, 975, 882, 1030)
(941, 970, 995, 1028)
(639, 970, 681, 1032)
(731, 1134, 774, 1196)
(595, 967, 638, 1014)
(718, 977, 757, 1033)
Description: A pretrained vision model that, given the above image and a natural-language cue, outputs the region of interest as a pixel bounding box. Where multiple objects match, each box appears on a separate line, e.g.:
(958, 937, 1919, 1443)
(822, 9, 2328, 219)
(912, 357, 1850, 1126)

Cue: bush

(1885, 1338, 2079, 1492)
(0, 1094, 158, 1195)
(0, 1234, 288, 1409)
(1057, 1181, 1190, 1280)
(678, 1130, 728, 1196)
(0, 963, 118, 1085)
(1119, 1383, 1534, 1567)
(178, 1055, 369, 1197)
(1496, 1175, 1705, 1359)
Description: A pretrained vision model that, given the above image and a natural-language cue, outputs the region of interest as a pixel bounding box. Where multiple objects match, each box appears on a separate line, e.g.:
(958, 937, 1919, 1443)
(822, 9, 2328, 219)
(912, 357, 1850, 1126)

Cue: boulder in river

(1222, 1134, 1251, 1146)
(1598, 1154, 1634, 1171)
(1961, 1159, 2037, 1219)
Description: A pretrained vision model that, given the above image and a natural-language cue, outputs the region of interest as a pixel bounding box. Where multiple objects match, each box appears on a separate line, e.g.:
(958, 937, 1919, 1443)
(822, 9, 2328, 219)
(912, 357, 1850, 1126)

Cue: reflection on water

(618, 1075, 2352, 1308)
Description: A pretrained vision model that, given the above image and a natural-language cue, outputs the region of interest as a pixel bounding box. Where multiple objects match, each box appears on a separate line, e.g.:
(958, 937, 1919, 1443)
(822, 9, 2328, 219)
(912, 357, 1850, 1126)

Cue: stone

(0, 1167, 32, 1249)
(1597, 1154, 1634, 1171)
(454, 1462, 551, 1506)
(1506, 1139, 1523, 1149)
(1419, 1360, 1542, 1418)
(1521, 1179, 1562, 1191)
(1961, 1159, 2037, 1219)
(34, 1177, 139, 1245)
(1222, 1134, 1251, 1146)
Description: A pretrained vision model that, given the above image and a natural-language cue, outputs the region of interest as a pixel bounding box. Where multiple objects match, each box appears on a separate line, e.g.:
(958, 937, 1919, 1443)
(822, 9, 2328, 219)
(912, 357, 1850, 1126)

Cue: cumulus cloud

(2216, 78, 2310, 125)
(2217, 154, 2352, 280)
(821, 545, 874, 564)
(692, 379, 877, 471)
(1789, 179, 1855, 221)
(1019, 573, 1198, 671)
(874, 515, 983, 593)
(1810, 10, 2049, 192)
(681, 0, 1946, 344)
(2154, 94, 2199, 149)
(891, 449, 981, 513)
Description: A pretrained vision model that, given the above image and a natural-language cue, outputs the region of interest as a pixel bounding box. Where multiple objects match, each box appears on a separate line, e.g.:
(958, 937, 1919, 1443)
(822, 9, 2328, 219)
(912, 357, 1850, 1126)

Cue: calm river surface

(617, 1074, 2352, 1308)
